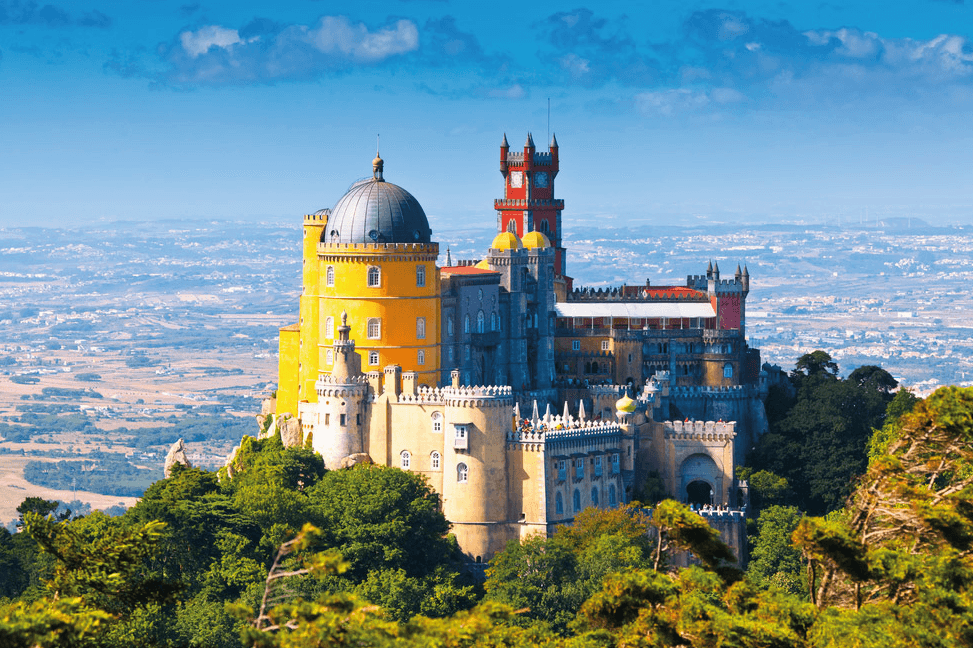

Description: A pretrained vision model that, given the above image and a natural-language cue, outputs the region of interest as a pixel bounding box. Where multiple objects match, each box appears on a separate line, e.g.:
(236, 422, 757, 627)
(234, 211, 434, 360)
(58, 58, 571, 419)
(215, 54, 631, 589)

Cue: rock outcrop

(338, 453, 372, 469)
(164, 438, 192, 478)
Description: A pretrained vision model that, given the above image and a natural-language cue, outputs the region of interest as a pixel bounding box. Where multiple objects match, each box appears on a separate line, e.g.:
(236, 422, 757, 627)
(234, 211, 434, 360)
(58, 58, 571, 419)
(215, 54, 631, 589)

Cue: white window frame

(431, 412, 443, 433)
(457, 462, 468, 483)
(326, 265, 335, 287)
(400, 450, 411, 469)
(367, 266, 381, 287)
(369, 351, 379, 366)
(430, 451, 441, 470)
(417, 350, 425, 365)
(325, 316, 334, 339)
(326, 349, 334, 365)
(601, 340, 610, 351)
(416, 265, 426, 287)
(367, 318, 381, 339)
(416, 317, 426, 340)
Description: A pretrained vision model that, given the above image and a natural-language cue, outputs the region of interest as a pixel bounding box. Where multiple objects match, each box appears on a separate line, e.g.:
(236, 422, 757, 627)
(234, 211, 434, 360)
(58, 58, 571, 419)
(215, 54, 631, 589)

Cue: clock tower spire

(495, 132, 568, 283)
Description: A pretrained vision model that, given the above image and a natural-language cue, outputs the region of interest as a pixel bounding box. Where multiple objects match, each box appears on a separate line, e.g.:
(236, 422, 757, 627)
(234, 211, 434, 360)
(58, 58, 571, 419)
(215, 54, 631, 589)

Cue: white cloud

(559, 53, 590, 77)
(635, 88, 710, 115)
(309, 16, 418, 62)
(488, 84, 525, 99)
(180, 25, 241, 58)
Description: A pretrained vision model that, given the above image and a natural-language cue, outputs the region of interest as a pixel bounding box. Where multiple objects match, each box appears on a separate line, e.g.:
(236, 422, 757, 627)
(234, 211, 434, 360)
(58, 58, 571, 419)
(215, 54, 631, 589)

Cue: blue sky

(2, 1, 973, 231)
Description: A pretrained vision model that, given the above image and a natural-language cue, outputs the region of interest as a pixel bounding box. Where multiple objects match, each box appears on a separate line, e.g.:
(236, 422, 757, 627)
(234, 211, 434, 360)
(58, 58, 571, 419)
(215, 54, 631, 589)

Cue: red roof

(642, 287, 706, 299)
(440, 265, 499, 275)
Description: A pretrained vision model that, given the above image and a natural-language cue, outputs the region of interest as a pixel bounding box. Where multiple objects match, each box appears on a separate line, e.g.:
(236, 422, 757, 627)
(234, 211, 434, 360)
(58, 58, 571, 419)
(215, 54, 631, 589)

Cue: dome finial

(372, 136, 384, 181)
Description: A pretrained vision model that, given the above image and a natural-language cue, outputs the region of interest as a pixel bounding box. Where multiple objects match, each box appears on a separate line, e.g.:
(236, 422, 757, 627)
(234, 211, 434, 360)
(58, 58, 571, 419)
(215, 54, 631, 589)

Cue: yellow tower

(277, 155, 440, 417)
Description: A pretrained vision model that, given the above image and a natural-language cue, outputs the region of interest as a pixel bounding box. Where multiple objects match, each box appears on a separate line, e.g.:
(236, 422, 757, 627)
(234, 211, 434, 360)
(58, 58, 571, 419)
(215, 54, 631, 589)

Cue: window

(447, 317, 454, 336)
(400, 450, 411, 469)
(325, 413, 330, 425)
(416, 317, 426, 339)
(595, 456, 603, 477)
(555, 491, 564, 515)
(491, 312, 497, 331)
(476, 310, 485, 333)
(573, 489, 581, 513)
(478, 288, 483, 302)
(326, 266, 335, 287)
(609, 485, 617, 507)
(325, 316, 334, 339)
(369, 351, 379, 366)
(367, 266, 381, 287)
(448, 347, 454, 360)
(367, 318, 381, 339)
(572, 340, 580, 351)
(575, 458, 584, 479)
(326, 349, 334, 365)
(464, 314, 470, 333)
(431, 412, 443, 433)
(431, 451, 441, 470)
(454, 424, 468, 450)
(507, 219, 517, 234)
(416, 265, 426, 287)
(601, 340, 610, 351)
(465, 346, 471, 361)
(591, 486, 599, 506)
(540, 219, 550, 233)
(723, 363, 733, 378)
(339, 413, 346, 426)
(457, 462, 468, 483)
(611, 454, 620, 474)
(557, 460, 566, 481)
(418, 350, 425, 365)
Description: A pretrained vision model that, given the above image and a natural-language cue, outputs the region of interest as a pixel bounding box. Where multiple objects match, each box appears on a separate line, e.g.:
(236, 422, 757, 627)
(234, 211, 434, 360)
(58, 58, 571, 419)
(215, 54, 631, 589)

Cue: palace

(272, 135, 768, 562)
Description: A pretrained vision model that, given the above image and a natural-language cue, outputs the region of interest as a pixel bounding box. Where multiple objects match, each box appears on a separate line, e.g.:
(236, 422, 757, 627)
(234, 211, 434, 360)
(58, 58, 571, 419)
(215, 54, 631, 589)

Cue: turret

(742, 265, 750, 294)
(500, 133, 509, 177)
(735, 264, 742, 282)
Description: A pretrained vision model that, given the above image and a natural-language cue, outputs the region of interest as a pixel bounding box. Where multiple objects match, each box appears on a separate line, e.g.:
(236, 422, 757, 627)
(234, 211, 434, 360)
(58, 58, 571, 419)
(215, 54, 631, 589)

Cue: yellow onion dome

(522, 230, 551, 249)
(491, 231, 523, 250)
(615, 394, 636, 413)
(474, 258, 490, 270)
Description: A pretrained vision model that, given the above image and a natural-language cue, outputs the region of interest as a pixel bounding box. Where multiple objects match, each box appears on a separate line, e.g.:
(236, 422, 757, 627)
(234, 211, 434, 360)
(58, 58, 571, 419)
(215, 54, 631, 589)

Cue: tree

(746, 505, 806, 597)
(793, 350, 839, 379)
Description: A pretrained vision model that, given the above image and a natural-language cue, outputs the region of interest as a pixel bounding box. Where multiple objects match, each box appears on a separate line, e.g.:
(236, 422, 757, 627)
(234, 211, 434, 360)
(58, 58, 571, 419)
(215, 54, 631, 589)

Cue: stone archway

(686, 480, 713, 507)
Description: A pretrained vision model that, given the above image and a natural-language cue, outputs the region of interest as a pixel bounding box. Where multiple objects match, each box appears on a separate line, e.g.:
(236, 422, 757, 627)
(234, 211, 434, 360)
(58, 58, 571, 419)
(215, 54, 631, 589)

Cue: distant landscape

(2, 217, 971, 522)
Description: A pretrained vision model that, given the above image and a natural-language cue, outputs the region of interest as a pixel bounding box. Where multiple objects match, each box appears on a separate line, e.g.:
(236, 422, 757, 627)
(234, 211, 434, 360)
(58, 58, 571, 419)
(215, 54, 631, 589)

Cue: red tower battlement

(495, 133, 568, 281)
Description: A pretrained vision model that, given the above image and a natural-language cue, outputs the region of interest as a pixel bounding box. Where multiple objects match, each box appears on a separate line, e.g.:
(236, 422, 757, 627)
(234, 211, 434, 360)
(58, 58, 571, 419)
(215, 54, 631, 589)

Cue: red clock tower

(496, 133, 568, 282)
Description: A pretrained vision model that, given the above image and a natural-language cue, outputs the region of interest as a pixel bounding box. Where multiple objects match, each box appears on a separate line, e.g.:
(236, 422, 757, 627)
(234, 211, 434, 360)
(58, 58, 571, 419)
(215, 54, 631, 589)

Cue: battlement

(567, 285, 708, 302)
(663, 420, 736, 441)
(669, 385, 750, 399)
(508, 416, 622, 443)
(494, 198, 564, 209)
(317, 242, 439, 254)
(443, 384, 514, 408)
(304, 210, 329, 224)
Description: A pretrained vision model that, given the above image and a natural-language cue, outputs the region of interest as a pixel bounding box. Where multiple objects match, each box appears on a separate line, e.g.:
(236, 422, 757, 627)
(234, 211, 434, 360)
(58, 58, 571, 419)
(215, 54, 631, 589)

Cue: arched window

(416, 317, 426, 339)
(555, 491, 564, 515)
(325, 316, 334, 339)
(539, 220, 550, 233)
(723, 363, 733, 378)
(573, 489, 581, 513)
(367, 318, 381, 339)
(431, 412, 443, 433)
(491, 312, 497, 331)
(326, 266, 335, 287)
(476, 310, 485, 333)
(326, 349, 333, 365)
(418, 350, 425, 365)
(400, 450, 411, 469)
(609, 485, 617, 507)
(416, 265, 425, 287)
(447, 317, 454, 337)
(457, 462, 468, 483)
(464, 314, 470, 333)
(367, 266, 381, 287)
(591, 486, 599, 506)
(506, 220, 517, 234)
(369, 351, 379, 366)
(430, 451, 441, 470)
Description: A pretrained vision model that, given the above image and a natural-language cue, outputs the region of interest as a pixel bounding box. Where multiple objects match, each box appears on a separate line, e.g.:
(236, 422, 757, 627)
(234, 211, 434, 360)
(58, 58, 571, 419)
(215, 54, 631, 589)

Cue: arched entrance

(686, 480, 713, 507)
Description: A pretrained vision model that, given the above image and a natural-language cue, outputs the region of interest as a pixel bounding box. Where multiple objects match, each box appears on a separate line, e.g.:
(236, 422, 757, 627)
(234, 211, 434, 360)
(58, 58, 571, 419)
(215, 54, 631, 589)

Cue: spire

(713, 261, 720, 275)
(550, 132, 558, 149)
(578, 399, 586, 422)
(543, 403, 552, 425)
(513, 402, 521, 420)
(446, 246, 452, 266)
(735, 263, 742, 279)
(372, 148, 384, 182)
(562, 400, 570, 420)
(525, 132, 535, 148)
(707, 260, 713, 277)
(531, 400, 540, 427)
(501, 133, 509, 148)
(743, 264, 749, 277)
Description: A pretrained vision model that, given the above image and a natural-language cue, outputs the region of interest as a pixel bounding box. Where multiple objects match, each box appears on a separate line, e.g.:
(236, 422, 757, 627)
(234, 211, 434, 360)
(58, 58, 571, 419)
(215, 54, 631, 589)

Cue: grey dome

(323, 169, 431, 245)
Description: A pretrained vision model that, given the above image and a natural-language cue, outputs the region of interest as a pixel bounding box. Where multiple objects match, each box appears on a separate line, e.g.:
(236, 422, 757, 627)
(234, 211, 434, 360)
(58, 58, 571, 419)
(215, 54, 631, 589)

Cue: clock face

(510, 172, 523, 188)
(534, 172, 549, 188)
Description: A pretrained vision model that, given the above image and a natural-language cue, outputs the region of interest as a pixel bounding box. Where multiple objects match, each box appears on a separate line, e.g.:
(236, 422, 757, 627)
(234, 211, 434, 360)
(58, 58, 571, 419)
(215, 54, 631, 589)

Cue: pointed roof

(525, 132, 535, 148)
(735, 263, 742, 277)
(743, 264, 749, 277)
(501, 133, 509, 148)
(550, 132, 558, 148)
(714, 261, 720, 274)
(707, 260, 713, 273)
(446, 247, 452, 266)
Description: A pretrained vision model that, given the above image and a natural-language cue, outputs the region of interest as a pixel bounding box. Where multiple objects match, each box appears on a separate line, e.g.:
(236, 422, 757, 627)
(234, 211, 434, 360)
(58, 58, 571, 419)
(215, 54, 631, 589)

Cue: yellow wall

(315, 242, 441, 387)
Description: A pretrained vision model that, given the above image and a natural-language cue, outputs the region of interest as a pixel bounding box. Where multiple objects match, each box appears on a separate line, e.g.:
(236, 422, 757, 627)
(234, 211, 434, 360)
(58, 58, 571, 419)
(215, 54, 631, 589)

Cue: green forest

(2, 352, 972, 647)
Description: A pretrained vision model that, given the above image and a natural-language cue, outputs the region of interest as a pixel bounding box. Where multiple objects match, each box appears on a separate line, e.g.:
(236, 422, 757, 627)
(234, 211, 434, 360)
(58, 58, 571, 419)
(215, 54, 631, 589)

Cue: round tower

(441, 385, 514, 561)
